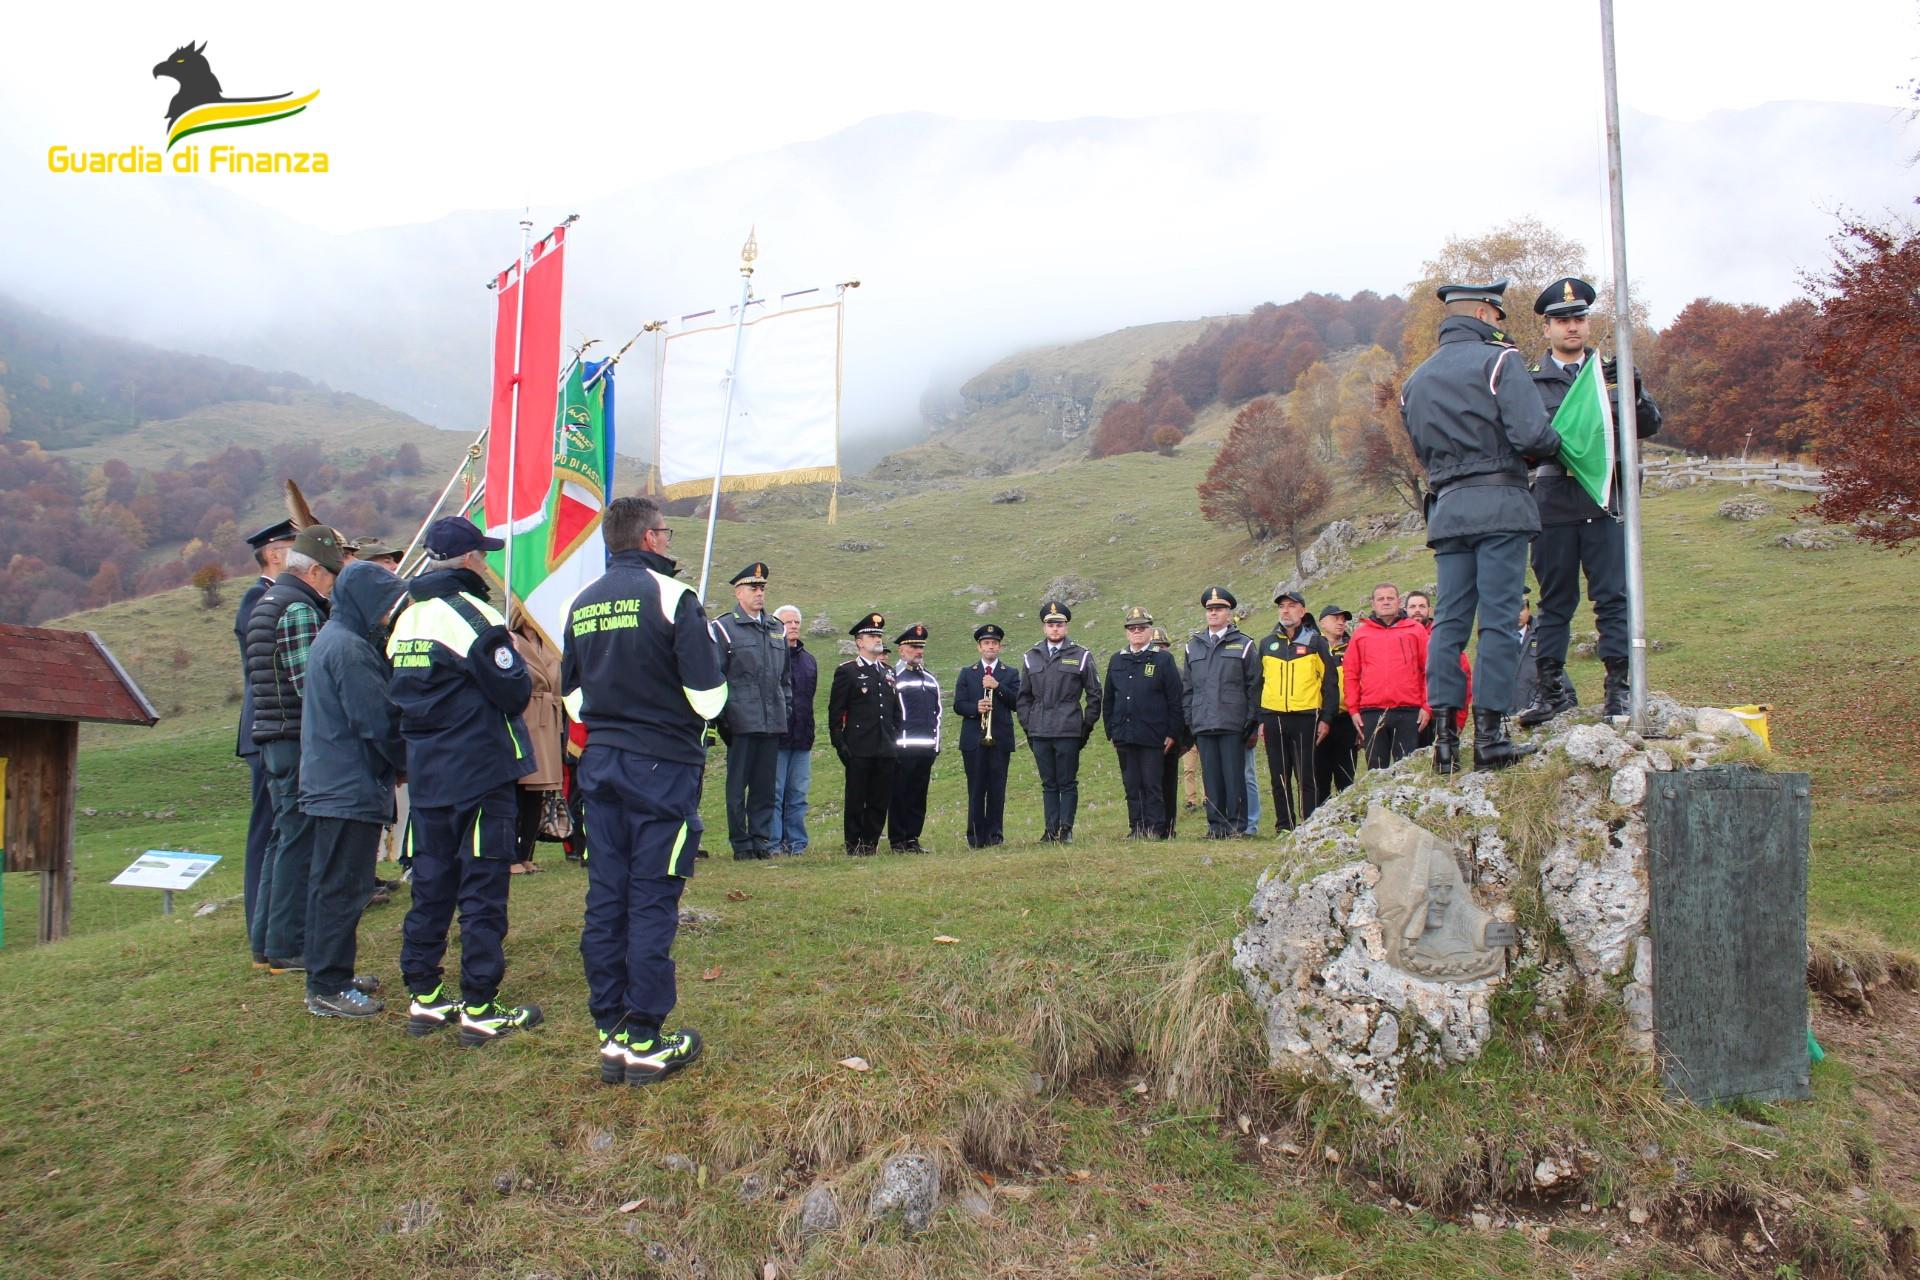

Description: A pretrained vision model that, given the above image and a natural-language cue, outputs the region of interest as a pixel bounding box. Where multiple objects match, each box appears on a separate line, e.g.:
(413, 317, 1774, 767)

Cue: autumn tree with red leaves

(1639, 298, 1818, 455)
(1348, 378, 1424, 511)
(1806, 208, 1920, 546)
(1197, 398, 1333, 567)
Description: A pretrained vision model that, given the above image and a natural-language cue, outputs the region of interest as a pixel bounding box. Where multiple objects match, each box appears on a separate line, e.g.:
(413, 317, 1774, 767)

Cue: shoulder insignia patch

(493, 645, 516, 670)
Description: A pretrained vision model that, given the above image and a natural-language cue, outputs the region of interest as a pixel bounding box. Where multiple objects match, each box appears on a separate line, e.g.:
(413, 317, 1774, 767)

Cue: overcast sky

(6, 1, 1915, 234)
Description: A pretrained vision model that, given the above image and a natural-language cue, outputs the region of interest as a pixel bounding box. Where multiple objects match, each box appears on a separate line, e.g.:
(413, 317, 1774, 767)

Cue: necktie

(1566, 360, 1581, 379)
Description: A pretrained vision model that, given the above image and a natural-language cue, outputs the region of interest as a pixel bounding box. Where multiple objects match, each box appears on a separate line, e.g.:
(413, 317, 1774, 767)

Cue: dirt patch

(1816, 985, 1920, 1209)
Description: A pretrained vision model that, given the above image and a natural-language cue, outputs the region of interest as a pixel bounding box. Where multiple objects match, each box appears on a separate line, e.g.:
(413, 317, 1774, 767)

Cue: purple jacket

(778, 640, 818, 749)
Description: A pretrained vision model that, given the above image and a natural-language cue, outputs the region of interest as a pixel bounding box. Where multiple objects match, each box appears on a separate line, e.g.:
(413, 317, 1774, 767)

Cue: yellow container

(1726, 704, 1772, 749)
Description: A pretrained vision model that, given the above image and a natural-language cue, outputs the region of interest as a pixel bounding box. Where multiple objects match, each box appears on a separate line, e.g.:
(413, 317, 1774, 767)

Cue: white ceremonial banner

(657, 295, 841, 497)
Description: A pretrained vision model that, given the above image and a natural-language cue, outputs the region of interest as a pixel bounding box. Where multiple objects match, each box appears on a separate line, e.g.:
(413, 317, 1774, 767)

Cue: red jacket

(1346, 614, 1428, 711)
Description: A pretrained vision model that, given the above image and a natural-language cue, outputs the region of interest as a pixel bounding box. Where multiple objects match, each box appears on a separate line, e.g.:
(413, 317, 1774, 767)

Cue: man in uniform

(1400, 279, 1561, 772)
(1149, 628, 1188, 836)
(236, 518, 295, 962)
(713, 563, 789, 861)
(1255, 591, 1338, 833)
(1522, 276, 1663, 723)
(952, 623, 1019, 848)
(1182, 587, 1259, 838)
(1102, 606, 1184, 839)
(561, 497, 719, 1086)
(1015, 601, 1101, 844)
(887, 624, 941, 853)
(829, 613, 899, 855)
(1313, 605, 1358, 799)
(246, 524, 342, 973)
(387, 517, 542, 1046)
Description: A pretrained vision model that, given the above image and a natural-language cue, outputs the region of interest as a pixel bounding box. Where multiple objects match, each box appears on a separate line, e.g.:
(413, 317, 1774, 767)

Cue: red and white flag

(485, 223, 567, 537)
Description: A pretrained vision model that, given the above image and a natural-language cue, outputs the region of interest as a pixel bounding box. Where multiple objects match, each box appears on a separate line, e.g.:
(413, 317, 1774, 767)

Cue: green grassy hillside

(7, 442, 1919, 1278)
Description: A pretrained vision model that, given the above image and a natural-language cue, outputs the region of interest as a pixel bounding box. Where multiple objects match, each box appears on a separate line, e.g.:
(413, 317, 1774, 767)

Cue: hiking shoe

(459, 999, 544, 1047)
(307, 988, 384, 1019)
(251, 952, 272, 972)
(406, 983, 460, 1037)
(349, 974, 382, 995)
(624, 1028, 703, 1086)
(267, 955, 306, 974)
(597, 1023, 639, 1084)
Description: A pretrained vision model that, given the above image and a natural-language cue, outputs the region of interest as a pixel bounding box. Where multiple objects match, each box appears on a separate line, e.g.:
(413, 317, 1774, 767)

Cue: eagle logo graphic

(152, 41, 319, 150)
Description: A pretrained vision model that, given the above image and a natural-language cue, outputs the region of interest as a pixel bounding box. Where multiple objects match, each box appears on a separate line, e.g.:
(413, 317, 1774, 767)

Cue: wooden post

(37, 722, 76, 943)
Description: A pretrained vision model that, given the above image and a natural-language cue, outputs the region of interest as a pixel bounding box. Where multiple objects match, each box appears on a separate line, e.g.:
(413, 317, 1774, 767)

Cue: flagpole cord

(1600, 0, 1648, 731)
(696, 230, 758, 601)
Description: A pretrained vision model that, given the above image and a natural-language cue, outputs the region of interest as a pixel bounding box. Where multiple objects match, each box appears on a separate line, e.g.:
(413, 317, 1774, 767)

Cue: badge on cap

(1201, 586, 1237, 609)
(1122, 605, 1154, 628)
(894, 623, 930, 645)
(851, 612, 886, 637)
(1040, 600, 1071, 623)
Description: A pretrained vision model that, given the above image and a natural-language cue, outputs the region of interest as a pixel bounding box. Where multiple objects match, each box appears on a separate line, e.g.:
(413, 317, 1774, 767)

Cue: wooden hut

(0, 624, 159, 942)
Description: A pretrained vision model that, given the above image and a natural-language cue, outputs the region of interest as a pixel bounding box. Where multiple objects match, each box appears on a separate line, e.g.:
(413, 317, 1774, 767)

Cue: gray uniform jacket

(1016, 640, 1102, 739)
(1400, 315, 1562, 543)
(713, 607, 791, 736)
(1182, 625, 1260, 736)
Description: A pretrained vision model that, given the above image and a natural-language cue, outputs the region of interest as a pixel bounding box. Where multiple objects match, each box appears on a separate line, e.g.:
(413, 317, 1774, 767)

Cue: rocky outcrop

(1231, 698, 1758, 1113)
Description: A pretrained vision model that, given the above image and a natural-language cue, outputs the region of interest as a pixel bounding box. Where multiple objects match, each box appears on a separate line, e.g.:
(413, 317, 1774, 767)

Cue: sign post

(112, 850, 221, 916)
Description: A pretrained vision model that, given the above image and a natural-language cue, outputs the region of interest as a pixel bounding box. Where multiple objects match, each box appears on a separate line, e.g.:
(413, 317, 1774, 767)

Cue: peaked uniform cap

(973, 623, 1005, 642)
(1122, 605, 1155, 628)
(1534, 276, 1597, 318)
(1200, 586, 1237, 609)
(1150, 627, 1173, 647)
(245, 518, 297, 549)
(1039, 600, 1072, 623)
(1435, 278, 1511, 317)
(730, 562, 770, 586)
(851, 612, 886, 636)
(895, 623, 930, 645)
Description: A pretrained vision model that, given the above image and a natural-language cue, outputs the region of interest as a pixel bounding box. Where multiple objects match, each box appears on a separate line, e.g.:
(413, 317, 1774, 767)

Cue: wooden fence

(1640, 456, 1827, 494)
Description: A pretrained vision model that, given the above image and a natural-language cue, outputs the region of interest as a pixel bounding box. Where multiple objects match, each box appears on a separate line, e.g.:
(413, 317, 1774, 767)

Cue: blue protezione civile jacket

(560, 548, 727, 765)
(386, 567, 534, 808)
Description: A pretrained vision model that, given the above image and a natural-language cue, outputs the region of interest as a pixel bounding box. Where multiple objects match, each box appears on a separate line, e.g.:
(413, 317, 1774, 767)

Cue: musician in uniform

(952, 623, 1020, 848)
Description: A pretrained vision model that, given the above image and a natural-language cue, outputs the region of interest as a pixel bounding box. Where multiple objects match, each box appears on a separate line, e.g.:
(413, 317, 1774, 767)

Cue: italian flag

(1551, 358, 1617, 510)
(481, 358, 616, 645)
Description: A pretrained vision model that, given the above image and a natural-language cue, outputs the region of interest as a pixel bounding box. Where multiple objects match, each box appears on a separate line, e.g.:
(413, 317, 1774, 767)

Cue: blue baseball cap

(424, 516, 505, 559)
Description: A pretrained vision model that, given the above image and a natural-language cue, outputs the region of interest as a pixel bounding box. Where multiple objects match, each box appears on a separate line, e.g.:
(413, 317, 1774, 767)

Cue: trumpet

(980, 673, 997, 748)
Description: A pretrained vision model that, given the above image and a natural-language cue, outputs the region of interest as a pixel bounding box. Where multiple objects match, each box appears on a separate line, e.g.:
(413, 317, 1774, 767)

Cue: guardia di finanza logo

(153, 40, 319, 150)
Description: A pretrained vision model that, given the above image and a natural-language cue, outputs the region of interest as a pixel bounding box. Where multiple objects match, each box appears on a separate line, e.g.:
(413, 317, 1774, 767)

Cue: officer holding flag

(1521, 278, 1664, 724)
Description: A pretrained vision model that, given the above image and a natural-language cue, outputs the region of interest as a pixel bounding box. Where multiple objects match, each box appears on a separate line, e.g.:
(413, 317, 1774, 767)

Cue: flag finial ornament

(741, 227, 758, 275)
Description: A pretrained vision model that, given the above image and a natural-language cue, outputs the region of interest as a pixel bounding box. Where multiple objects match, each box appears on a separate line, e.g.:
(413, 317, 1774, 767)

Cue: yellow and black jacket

(1256, 619, 1339, 723)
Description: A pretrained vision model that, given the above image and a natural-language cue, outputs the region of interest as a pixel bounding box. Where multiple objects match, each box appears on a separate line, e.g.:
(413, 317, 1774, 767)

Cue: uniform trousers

(842, 754, 894, 850)
(1260, 711, 1321, 833)
(1315, 714, 1358, 798)
(242, 754, 272, 943)
(887, 752, 936, 846)
(1160, 747, 1182, 836)
(1531, 517, 1629, 668)
(1115, 743, 1168, 836)
(400, 781, 516, 1006)
(724, 732, 780, 855)
(1028, 736, 1084, 832)
(962, 746, 1010, 847)
(577, 746, 699, 1040)
(1430, 531, 1529, 712)
(1194, 731, 1248, 836)
(256, 738, 314, 961)
(305, 816, 380, 998)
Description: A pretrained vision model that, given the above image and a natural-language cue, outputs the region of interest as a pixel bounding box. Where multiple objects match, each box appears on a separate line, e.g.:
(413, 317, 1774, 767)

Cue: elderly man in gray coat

(713, 562, 791, 860)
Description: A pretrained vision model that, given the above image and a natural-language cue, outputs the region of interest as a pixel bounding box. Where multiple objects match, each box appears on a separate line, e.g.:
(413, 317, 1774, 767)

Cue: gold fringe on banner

(658, 465, 842, 500)
(827, 483, 838, 525)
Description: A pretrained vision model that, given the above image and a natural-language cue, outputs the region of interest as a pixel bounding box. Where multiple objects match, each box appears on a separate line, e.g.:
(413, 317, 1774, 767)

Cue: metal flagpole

(502, 214, 534, 618)
(695, 228, 759, 601)
(1599, 0, 1648, 730)
(397, 428, 489, 574)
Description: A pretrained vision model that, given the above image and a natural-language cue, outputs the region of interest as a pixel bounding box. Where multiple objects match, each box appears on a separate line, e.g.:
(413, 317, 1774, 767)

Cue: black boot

(1602, 658, 1630, 719)
(1518, 661, 1577, 727)
(1056, 826, 1073, 845)
(1039, 827, 1057, 844)
(1473, 708, 1538, 772)
(1431, 709, 1461, 774)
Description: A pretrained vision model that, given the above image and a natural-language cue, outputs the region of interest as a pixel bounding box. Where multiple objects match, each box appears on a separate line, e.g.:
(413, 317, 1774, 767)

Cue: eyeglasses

(648, 526, 674, 544)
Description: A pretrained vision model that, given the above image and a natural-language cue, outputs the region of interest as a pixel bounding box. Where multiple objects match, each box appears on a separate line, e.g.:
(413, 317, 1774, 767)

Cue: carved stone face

(1361, 803, 1512, 984)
